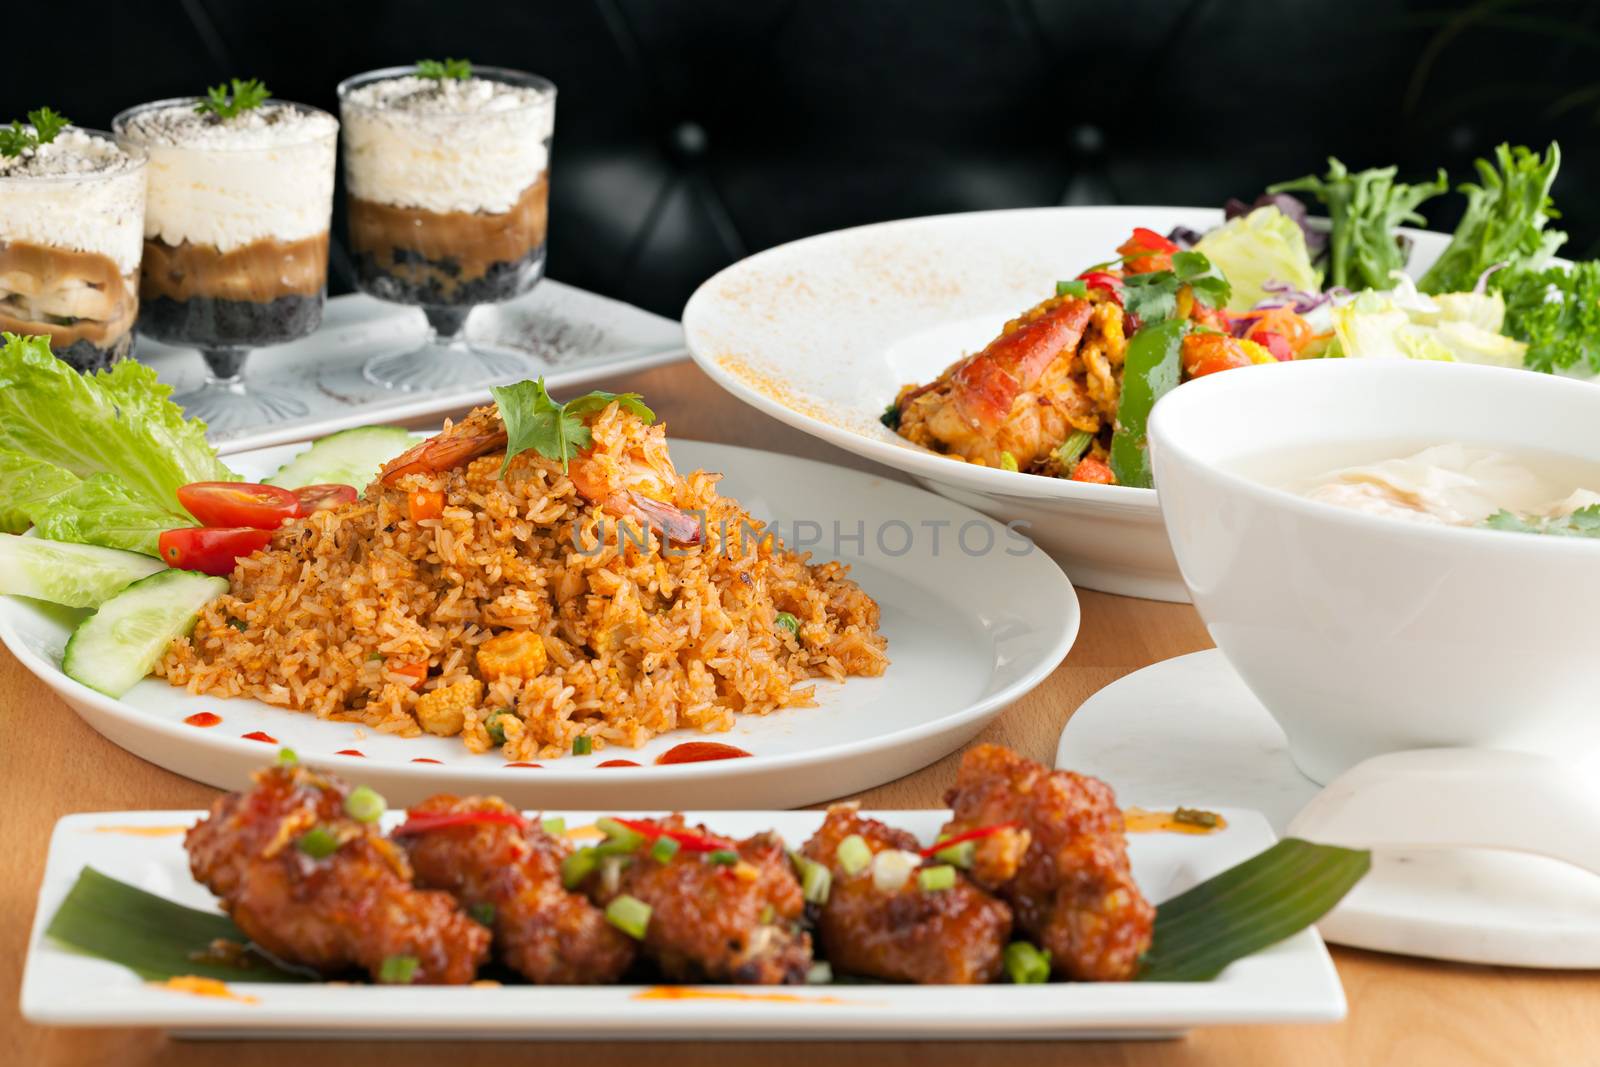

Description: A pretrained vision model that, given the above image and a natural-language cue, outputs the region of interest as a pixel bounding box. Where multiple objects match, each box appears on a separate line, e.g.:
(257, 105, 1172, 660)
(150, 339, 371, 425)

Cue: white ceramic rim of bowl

(682, 205, 1450, 514)
(1148, 357, 1600, 557)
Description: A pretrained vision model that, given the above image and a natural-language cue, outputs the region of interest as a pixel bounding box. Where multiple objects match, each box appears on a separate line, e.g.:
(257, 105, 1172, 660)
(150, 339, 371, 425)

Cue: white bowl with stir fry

(684, 206, 1452, 602)
(1150, 358, 1600, 783)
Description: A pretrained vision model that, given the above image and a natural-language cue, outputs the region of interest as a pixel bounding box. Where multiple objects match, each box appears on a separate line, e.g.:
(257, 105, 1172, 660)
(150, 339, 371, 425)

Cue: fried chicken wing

(186, 764, 490, 984)
(941, 744, 1153, 981)
(398, 795, 635, 984)
(800, 805, 1011, 984)
(587, 816, 812, 984)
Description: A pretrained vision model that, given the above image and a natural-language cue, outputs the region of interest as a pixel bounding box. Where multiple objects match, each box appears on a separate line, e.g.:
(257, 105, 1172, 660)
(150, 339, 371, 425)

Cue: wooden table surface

(5, 358, 1596, 1066)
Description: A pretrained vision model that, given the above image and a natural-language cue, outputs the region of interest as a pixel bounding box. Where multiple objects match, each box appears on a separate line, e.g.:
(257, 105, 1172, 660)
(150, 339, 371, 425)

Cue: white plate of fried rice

(0, 434, 1078, 809)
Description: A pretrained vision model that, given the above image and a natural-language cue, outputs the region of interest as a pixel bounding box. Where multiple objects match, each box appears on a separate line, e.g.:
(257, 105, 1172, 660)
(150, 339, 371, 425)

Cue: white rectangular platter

(21, 807, 1345, 1040)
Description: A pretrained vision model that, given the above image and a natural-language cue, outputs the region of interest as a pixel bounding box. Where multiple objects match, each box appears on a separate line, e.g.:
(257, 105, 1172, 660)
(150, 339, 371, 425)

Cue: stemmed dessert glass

(337, 66, 557, 392)
(113, 99, 338, 434)
(0, 129, 146, 372)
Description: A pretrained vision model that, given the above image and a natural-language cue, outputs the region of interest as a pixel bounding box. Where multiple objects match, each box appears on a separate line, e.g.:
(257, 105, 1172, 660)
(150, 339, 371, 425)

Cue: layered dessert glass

(338, 65, 556, 391)
(0, 128, 146, 371)
(114, 97, 338, 432)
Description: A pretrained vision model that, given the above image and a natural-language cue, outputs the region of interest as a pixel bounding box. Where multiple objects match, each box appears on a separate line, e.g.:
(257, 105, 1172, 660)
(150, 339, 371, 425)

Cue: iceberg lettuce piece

(1330, 285, 1526, 367)
(1194, 206, 1323, 312)
(0, 450, 80, 534)
(0, 333, 236, 517)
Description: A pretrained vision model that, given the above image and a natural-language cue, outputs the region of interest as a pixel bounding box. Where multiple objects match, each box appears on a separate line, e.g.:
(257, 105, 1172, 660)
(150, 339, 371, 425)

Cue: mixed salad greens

(1193, 140, 1586, 373)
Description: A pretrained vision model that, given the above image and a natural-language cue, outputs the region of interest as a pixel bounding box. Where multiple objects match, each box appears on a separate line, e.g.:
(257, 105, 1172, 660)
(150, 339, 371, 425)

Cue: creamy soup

(1238, 442, 1600, 535)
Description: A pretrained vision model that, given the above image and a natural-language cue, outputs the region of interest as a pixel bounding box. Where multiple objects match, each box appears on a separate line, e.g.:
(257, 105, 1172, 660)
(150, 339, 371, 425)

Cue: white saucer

(1056, 649, 1600, 969)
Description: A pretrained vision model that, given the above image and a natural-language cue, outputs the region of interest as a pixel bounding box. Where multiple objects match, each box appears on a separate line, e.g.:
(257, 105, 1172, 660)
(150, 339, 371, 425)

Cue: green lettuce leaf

(0, 333, 236, 516)
(27, 473, 194, 556)
(0, 450, 80, 534)
(1331, 284, 1525, 367)
(1193, 206, 1322, 311)
(1419, 143, 1565, 296)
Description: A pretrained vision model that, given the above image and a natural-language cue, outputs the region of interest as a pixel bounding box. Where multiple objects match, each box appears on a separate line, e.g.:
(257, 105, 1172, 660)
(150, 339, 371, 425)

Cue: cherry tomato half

(177, 482, 301, 529)
(159, 527, 275, 576)
(293, 483, 359, 514)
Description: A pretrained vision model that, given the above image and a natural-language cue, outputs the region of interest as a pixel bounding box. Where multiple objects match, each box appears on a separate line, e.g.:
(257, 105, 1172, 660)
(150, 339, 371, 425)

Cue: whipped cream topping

(341, 74, 554, 215)
(117, 101, 338, 252)
(0, 129, 145, 273)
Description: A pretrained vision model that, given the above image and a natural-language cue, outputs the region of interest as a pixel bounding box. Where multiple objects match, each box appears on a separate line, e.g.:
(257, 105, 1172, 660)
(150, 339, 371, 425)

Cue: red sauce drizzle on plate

(655, 742, 752, 765)
(184, 712, 222, 728)
(335, 749, 365, 757)
(597, 759, 641, 768)
(503, 762, 543, 769)
(241, 731, 277, 744)
(412, 757, 443, 764)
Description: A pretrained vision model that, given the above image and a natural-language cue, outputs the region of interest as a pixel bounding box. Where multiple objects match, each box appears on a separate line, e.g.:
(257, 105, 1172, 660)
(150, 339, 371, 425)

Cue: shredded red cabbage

(1472, 262, 1507, 295)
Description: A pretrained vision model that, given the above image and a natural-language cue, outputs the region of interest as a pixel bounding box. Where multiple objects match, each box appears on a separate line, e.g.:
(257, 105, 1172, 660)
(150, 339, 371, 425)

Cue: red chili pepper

(1128, 227, 1180, 254)
(1255, 331, 1295, 362)
(392, 810, 528, 837)
(1075, 270, 1125, 307)
(920, 820, 1022, 858)
(612, 817, 733, 853)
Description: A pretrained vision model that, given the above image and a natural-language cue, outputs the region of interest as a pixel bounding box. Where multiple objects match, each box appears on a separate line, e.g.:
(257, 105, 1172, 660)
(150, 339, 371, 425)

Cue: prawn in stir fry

(888, 227, 1327, 485)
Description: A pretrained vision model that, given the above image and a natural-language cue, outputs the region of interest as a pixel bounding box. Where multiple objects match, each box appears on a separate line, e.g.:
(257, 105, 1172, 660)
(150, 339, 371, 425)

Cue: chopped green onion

(605, 894, 652, 940)
(599, 855, 631, 897)
(917, 864, 956, 892)
(806, 961, 833, 985)
(999, 451, 1019, 472)
(707, 849, 739, 866)
(469, 902, 496, 927)
(560, 847, 598, 889)
(1004, 941, 1052, 984)
(378, 954, 420, 984)
(879, 403, 901, 430)
(759, 904, 776, 925)
(572, 735, 593, 756)
(275, 747, 298, 766)
(594, 817, 645, 856)
(294, 826, 339, 860)
(342, 785, 386, 824)
(366, 651, 385, 662)
(871, 849, 919, 893)
(1055, 430, 1093, 469)
(836, 834, 871, 876)
(541, 816, 566, 836)
(788, 850, 833, 905)
(774, 612, 800, 636)
(650, 836, 681, 864)
(1173, 807, 1220, 829)
(1055, 279, 1088, 298)
(484, 710, 512, 746)
(933, 840, 975, 868)
(226, 616, 248, 632)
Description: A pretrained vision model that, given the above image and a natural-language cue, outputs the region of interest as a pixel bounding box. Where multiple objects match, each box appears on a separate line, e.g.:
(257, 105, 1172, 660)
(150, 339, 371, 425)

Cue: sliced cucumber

(0, 533, 165, 609)
(265, 425, 417, 491)
(62, 569, 228, 697)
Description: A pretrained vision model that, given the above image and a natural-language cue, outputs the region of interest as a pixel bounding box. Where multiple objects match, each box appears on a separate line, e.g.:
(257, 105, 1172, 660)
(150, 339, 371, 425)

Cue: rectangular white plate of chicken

(21, 798, 1346, 1040)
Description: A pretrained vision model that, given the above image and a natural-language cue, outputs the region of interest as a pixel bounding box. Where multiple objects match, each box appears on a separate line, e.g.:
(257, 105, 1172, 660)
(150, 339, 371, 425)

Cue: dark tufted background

(8, 0, 1598, 318)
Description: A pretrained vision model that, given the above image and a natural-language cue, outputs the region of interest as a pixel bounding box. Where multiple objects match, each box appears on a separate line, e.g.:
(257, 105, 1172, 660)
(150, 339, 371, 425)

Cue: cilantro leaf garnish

(0, 107, 72, 158)
(416, 58, 472, 81)
(194, 79, 270, 120)
(1481, 504, 1600, 539)
(490, 379, 655, 476)
(1120, 251, 1231, 325)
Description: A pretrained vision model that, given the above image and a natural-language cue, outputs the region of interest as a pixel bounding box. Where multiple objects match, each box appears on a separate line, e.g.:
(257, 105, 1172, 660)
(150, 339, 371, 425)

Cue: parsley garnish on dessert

(0, 107, 70, 157)
(193, 78, 271, 120)
(415, 57, 472, 81)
